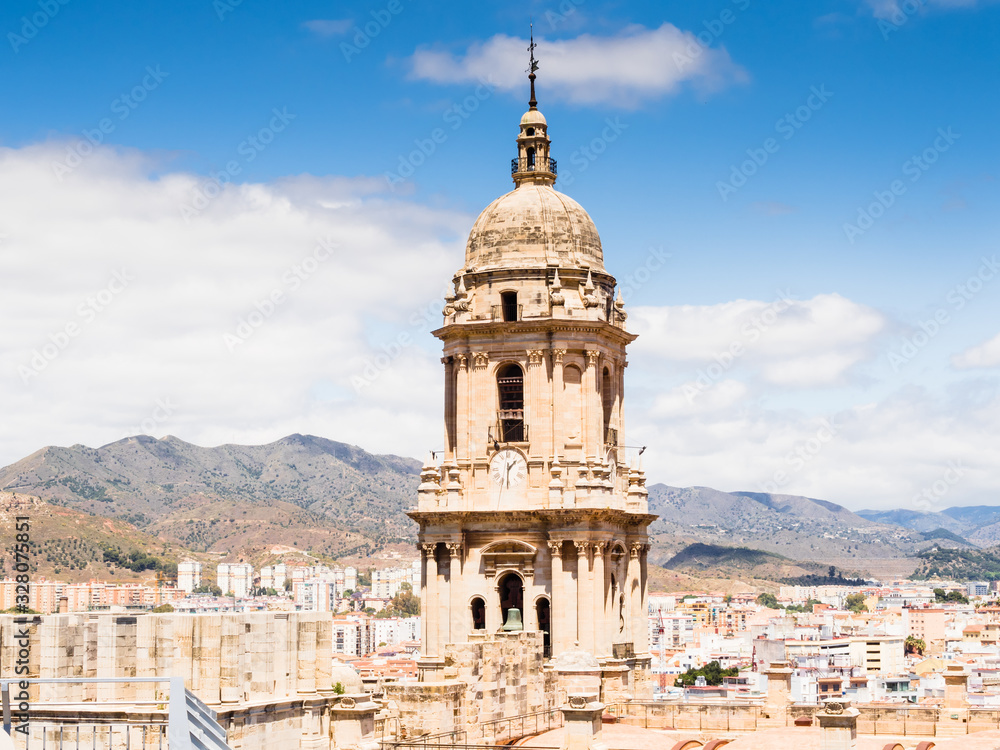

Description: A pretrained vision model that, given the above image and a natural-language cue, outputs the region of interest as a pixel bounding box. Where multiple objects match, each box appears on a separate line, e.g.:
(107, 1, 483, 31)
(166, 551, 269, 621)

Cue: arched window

(498, 572, 524, 631)
(602, 366, 614, 444)
(497, 363, 525, 442)
(471, 597, 486, 630)
(526, 146, 536, 169)
(536, 597, 551, 657)
(501, 291, 519, 322)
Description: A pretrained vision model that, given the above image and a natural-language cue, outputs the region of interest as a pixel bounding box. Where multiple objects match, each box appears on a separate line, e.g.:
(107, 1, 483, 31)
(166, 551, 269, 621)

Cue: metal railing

(380, 708, 563, 750)
(1, 677, 232, 750)
(511, 157, 557, 176)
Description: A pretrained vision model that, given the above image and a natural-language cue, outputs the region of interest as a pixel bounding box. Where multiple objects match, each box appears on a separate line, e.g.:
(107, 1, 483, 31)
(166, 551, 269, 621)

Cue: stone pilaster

(592, 542, 607, 658)
(447, 542, 463, 644)
(576, 541, 593, 652)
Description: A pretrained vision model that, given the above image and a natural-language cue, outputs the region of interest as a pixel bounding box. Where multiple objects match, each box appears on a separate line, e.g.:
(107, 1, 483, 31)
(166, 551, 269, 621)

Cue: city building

(178, 560, 203, 593)
(216, 562, 253, 598)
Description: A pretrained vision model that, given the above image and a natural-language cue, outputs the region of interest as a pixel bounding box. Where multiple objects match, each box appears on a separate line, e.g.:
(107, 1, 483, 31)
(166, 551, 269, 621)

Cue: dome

(520, 108, 547, 127)
(330, 662, 365, 694)
(464, 184, 604, 272)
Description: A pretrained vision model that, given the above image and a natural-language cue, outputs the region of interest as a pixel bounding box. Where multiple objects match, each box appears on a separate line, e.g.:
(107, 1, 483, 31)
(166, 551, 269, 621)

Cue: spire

(527, 23, 539, 110)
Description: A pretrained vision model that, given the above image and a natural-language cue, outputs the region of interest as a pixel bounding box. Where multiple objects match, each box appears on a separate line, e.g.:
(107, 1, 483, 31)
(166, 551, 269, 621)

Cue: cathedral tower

(410, 46, 654, 697)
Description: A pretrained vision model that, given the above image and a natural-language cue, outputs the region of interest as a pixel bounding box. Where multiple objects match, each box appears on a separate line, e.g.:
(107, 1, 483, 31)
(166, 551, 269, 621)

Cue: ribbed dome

(464, 184, 604, 272)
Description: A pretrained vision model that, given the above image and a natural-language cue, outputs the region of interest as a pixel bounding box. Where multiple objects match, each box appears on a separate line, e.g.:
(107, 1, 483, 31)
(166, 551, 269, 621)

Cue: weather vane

(527, 22, 539, 109)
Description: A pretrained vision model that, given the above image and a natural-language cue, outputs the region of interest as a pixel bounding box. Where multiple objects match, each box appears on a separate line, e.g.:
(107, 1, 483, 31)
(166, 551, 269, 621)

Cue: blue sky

(0, 0, 998, 510)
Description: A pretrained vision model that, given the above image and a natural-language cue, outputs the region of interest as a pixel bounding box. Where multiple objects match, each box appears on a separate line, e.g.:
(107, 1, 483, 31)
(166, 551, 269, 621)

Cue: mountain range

(2, 433, 998, 584)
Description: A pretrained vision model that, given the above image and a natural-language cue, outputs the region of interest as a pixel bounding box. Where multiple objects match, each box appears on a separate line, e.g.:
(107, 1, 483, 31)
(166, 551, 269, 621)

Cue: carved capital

(527, 349, 545, 366)
(575, 541, 590, 556)
(421, 543, 438, 555)
(552, 348, 567, 364)
(593, 541, 608, 555)
(630, 543, 641, 559)
(472, 352, 490, 369)
(456, 353, 468, 371)
(547, 540, 563, 557)
(446, 542, 463, 558)
(586, 349, 600, 365)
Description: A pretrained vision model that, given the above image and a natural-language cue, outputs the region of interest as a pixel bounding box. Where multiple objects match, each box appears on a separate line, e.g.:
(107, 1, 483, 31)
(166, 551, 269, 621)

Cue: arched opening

(526, 146, 536, 169)
(470, 597, 486, 631)
(498, 572, 524, 631)
(500, 291, 519, 322)
(535, 597, 551, 657)
(602, 366, 614, 443)
(525, 127, 535, 136)
(497, 363, 525, 442)
(563, 365, 583, 441)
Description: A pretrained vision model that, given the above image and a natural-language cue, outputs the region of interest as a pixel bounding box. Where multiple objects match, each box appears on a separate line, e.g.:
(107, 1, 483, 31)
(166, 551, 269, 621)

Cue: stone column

(551, 349, 566, 459)
(421, 543, 439, 657)
(443, 356, 455, 461)
(628, 544, 641, 651)
(527, 349, 546, 462)
(447, 542, 463, 644)
(638, 544, 650, 656)
(456, 353, 469, 461)
(583, 350, 599, 460)
(576, 542, 594, 653)
(559, 696, 608, 750)
(471, 352, 490, 459)
(549, 540, 565, 655)
(592, 543, 607, 658)
(816, 700, 858, 750)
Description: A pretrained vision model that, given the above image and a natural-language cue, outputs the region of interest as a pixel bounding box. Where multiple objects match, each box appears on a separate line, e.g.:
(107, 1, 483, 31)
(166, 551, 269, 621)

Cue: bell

(501, 607, 524, 632)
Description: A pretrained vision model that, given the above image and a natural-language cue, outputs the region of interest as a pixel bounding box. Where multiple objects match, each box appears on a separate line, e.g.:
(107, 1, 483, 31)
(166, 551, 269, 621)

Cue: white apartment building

(217, 563, 253, 598)
(260, 564, 287, 591)
(332, 616, 374, 657)
(177, 561, 202, 593)
(373, 616, 420, 648)
(372, 566, 415, 599)
(650, 613, 694, 649)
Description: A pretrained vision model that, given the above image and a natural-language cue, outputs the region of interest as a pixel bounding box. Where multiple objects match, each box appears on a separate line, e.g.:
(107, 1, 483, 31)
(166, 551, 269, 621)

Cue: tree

(845, 593, 867, 613)
(151, 603, 174, 613)
(905, 636, 926, 655)
(756, 593, 780, 609)
(674, 661, 738, 687)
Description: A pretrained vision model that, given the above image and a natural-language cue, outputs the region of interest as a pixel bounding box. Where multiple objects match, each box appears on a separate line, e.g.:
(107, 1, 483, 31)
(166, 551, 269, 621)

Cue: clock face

(490, 448, 528, 490)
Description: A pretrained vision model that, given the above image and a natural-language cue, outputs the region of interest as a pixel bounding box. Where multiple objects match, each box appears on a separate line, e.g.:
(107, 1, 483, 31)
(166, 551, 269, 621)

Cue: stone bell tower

(409, 45, 654, 699)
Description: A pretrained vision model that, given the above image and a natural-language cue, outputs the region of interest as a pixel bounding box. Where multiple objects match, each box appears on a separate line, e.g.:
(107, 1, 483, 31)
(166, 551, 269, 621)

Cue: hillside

(0, 492, 199, 583)
(911, 546, 1000, 581)
(858, 505, 1000, 547)
(0, 434, 421, 561)
(647, 485, 928, 577)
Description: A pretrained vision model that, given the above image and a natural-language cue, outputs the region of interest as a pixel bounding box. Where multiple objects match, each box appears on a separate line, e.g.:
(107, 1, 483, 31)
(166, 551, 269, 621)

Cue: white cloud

(952, 332, 1000, 369)
(0, 142, 467, 467)
(864, 0, 991, 19)
(630, 293, 886, 388)
(408, 25, 748, 107)
(302, 19, 353, 37)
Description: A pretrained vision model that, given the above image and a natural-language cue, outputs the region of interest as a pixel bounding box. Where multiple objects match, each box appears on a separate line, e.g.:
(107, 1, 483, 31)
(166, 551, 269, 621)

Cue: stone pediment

(481, 539, 537, 579)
